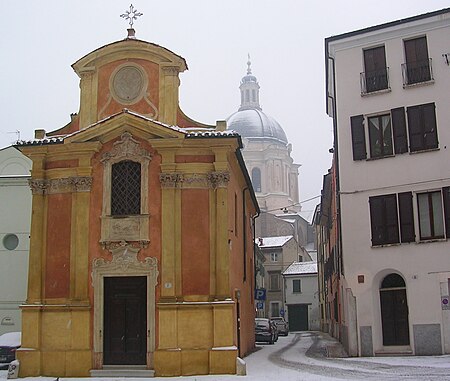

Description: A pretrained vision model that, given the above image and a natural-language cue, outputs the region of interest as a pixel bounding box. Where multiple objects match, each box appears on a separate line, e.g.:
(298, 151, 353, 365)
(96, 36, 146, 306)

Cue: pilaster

(159, 66, 180, 125)
(78, 68, 98, 129)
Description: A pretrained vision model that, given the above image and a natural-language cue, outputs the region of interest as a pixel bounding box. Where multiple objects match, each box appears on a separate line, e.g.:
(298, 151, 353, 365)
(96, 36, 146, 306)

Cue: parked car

(271, 317, 289, 336)
(0, 332, 21, 370)
(255, 318, 276, 344)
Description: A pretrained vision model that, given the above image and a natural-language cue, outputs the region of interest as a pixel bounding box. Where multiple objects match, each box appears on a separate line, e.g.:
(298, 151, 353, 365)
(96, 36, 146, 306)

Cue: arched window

(111, 160, 141, 216)
(252, 167, 261, 193)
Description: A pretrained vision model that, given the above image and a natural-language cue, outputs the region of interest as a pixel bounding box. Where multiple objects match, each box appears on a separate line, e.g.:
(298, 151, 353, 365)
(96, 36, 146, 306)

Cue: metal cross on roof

(120, 4, 143, 28)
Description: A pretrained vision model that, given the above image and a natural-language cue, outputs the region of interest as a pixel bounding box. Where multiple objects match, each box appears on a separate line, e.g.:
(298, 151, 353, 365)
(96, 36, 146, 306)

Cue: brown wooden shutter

(370, 196, 384, 245)
(391, 107, 408, 154)
(398, 192, 415, 242)
(422, 103, 438, 150)
(443, 187, 450, 238)
(351, 115, 366, 160)
(407, 106, 422, 152)
(385, 195, 400, 244)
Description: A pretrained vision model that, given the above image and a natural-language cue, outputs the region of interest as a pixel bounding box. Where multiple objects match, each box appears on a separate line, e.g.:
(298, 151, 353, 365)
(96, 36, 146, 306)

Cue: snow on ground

(1, 333, 450, 381)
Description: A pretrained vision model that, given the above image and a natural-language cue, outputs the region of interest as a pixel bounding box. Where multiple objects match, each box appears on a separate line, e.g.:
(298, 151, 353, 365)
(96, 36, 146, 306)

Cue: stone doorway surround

(91, 241, 158, 373)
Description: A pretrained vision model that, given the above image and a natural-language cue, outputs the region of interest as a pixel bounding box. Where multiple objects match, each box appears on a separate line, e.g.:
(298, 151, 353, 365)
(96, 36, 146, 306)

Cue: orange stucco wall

(227, 176, 256, 357)
(181, 189, 210, 295)
(97, 59, 160, 118)
(45, 193, 72, 298)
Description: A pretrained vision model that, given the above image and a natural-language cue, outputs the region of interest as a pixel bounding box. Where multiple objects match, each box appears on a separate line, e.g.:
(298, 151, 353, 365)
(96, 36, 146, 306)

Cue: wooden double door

(104, 276, 147, 365)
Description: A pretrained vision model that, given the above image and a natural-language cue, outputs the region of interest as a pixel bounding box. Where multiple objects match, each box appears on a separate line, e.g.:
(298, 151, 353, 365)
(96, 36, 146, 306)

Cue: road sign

(256, 301, 264, 310)
(255, 288, 266, 300)
(280, 309, 285, 316)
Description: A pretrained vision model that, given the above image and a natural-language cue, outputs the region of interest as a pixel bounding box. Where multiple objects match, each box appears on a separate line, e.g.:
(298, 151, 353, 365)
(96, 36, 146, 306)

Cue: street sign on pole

(255, 288, 266, 301)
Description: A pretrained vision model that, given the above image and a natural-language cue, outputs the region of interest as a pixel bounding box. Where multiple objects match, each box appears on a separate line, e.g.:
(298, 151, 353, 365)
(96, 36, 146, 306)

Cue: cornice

(28, 176, 93, 195)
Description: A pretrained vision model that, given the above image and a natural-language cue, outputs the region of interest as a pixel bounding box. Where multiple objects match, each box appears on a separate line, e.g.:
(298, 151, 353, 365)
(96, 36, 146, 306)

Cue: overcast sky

(1, 1, 448, 213)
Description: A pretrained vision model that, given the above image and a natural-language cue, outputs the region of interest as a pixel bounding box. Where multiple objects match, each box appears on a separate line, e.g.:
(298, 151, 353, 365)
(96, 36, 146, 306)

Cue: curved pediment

(72, 38, 187, 75)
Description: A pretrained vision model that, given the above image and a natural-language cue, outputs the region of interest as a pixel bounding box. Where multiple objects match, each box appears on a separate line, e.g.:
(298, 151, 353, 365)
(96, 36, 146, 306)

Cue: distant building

(320, 8, 450, 357)
(283, 261, 319, 331)
(227, 59, 300, 215)
(0, 147, 31, 335)
(256, 236, 309, 319)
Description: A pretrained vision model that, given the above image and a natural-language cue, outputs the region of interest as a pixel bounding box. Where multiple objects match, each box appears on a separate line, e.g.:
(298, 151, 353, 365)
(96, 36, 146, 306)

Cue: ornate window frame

(100, 132, 152, 246)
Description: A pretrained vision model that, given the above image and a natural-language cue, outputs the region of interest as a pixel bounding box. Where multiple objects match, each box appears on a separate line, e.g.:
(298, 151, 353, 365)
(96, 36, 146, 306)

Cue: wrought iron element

(120, 4, 143, 28)
(401, 58, 433, 86)
(111, 160, 141, 216)
(360, 67, 390, 94)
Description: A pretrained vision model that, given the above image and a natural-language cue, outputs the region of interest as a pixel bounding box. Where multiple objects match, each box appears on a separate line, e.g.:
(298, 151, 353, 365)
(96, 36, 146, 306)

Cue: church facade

(16, 30, 258, 377)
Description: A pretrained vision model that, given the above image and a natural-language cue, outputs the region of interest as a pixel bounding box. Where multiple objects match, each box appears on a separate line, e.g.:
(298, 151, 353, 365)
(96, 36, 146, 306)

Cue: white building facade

(0, 147, 31, 335)
(283, 262, 320, 331)
(326, 8, 450, 356)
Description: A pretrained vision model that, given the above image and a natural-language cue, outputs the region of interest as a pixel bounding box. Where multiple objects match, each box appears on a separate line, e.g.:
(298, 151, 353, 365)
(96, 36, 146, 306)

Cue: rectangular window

(417, 191, 445, 240)
(363, 46, 388, 93)
(270, 302, 281, 317)
(111, 160, 141, 216)
(369, 194, 399, 246)
(403, 37, 431, 85)
(270, 253, 279, 262)
(368, 114, 393, 158)
(269, 272, 281, 291)
(293, 279, 301, 293)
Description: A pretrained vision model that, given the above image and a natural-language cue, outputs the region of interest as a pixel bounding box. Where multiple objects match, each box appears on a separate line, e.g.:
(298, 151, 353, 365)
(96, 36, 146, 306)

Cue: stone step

(90, 366, 155, 378)
(374, 349, 413, 357)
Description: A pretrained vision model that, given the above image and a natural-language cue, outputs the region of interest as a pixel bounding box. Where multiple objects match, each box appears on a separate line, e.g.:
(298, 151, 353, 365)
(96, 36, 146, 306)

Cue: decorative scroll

(101, 132, 152, 164)
(93, 241, 157, 277)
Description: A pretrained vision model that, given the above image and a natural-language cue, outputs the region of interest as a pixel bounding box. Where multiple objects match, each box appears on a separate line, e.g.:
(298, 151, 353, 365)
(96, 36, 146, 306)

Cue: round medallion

(111, 64, 147, 104)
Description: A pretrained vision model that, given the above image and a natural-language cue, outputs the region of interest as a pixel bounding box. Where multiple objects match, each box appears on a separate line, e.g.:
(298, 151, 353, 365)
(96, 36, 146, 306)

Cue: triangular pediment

(65, 110, 186, 144)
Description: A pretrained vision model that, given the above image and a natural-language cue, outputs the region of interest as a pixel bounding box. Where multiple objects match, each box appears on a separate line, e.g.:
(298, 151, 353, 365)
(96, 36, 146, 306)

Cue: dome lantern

(239, 55, 261, 111)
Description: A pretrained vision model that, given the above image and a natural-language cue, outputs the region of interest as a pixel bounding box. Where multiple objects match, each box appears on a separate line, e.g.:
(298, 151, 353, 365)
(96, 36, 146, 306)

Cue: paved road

(259, 331, 450, 380)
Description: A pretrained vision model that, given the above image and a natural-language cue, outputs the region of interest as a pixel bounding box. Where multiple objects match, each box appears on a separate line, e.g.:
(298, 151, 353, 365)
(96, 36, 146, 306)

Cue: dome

(227, 108, 288, 144)
(226, 57, 288, 144)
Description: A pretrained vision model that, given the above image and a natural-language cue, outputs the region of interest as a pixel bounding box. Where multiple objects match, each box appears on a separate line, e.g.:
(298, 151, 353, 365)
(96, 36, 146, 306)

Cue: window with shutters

(417, 191, 445, 240)
(370, 189, 450, 246)
(407, 103, 438, 152)
(361, 46, 389, 94)
(402, 36, 433, 86)
(293, 279, 301, 293)
(350, 103, 437, 161)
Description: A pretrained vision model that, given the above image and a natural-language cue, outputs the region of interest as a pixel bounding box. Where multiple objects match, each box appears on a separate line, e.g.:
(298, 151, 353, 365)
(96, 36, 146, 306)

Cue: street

(1, 331, 450, 380)
(248, 331, 450, 380)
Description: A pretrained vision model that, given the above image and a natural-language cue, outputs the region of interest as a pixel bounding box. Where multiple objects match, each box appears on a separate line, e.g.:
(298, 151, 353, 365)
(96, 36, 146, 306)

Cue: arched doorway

(379, 273, 410, 346)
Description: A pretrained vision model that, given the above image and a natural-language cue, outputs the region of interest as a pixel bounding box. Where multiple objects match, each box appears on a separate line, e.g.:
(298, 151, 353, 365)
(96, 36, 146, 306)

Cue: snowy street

(2, 331, 450, 381)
